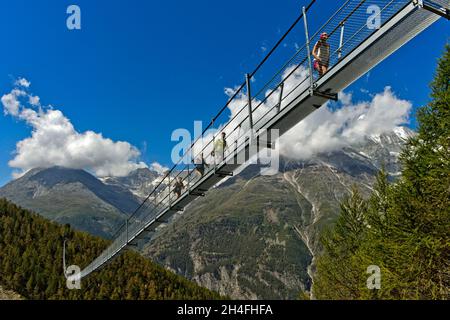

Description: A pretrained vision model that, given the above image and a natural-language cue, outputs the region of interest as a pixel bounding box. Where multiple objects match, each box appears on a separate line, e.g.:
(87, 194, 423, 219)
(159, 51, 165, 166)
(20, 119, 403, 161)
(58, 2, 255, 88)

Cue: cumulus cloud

(1, 89, 26, 116)
(149, 162, 169, 175)
(192, 63, 411, 164)
(279, 86, 412, 159)
(28, 95, 40, 106)
(1, 78, 159, 178)
(190, 65, 313, 162)
(15, 77, 31, 88)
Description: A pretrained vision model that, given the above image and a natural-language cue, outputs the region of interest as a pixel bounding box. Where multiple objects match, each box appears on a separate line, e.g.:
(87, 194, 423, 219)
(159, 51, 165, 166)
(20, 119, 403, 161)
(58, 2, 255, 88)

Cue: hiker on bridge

(193, 152, 208, 178)
(313, 32, 330, 77)
(211, 132, 227, 164)
(173, 177, 185, 199)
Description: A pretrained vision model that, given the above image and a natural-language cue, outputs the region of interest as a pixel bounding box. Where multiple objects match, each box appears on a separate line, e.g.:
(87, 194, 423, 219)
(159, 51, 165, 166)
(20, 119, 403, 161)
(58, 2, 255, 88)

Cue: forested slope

(0, 198, 222, 300)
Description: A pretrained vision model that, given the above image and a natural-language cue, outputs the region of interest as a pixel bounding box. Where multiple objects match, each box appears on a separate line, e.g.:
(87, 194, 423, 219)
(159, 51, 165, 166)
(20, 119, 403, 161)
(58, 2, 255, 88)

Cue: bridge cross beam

(415, 0, 450, 19)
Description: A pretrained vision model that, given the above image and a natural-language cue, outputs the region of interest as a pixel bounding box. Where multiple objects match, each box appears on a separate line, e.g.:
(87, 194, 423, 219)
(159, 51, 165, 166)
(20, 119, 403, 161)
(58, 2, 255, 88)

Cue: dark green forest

(313, 45, 450, 299)
(0, 198, 222, 300)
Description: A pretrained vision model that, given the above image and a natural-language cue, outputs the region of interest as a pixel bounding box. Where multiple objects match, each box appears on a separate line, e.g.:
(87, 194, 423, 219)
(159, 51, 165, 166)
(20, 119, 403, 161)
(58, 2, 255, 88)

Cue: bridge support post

(168, 174, 171, 207)
(338, 22, 345, 59)
(212, 134, 216, 167)
(235, 125, 240, 156)
(303, 6, 314, 94)
(187, 164, 191, 192)
(277, 82, 284, 113)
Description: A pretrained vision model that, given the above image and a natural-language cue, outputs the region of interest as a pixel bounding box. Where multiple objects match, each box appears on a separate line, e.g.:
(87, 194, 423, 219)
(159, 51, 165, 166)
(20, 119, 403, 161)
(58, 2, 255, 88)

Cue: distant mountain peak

(0, 165, 141, 238)
(100, 167, 161, 199)
(368, 126, 415, 144)
(393, 126, 414, 140)
(26, 166, 98, 188)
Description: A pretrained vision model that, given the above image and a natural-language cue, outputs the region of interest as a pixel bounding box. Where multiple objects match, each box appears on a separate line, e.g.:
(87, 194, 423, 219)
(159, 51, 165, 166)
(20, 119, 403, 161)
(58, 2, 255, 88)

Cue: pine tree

(313, 44, 450, 300)
(313, 187, 369, 299)
(379, 44, 450, 299)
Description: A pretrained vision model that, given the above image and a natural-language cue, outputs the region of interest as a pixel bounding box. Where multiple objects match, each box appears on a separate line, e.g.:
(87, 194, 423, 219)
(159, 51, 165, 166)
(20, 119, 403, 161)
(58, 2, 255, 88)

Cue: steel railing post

(245, 74, 254, 130)
(303, 6, 314, 94)
(187, 164, 191, 192)
(338, 22, 345, 59)
(212, 134, 216, 168)
(277, 82, 284, 113)
(168, 175, 171, 207)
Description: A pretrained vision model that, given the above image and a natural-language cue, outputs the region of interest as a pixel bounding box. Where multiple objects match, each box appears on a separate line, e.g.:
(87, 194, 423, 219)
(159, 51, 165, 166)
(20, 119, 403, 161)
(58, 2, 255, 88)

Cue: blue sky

(0, 0, 448, 186)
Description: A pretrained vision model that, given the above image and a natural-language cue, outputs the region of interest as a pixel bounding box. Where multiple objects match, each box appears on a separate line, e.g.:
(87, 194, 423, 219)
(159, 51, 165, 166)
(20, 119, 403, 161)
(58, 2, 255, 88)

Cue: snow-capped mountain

(100, 167, 161, 199)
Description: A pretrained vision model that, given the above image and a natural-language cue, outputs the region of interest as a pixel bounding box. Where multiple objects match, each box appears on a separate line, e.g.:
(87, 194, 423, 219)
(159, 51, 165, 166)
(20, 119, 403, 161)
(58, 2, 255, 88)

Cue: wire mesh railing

(76, 0, 429, 278)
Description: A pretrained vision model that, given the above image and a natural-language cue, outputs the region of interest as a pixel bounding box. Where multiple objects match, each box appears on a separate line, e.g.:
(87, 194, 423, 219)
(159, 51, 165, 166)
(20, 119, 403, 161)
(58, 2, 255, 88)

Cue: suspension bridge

(66, 0, 449, 281)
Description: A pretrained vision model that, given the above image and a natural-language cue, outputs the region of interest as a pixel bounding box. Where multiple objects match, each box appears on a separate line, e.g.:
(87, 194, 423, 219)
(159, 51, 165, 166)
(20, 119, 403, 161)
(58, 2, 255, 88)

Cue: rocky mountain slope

(0, 166, 142, 238)
(144, 128, 414, 299)
(100, 167, 160, 199)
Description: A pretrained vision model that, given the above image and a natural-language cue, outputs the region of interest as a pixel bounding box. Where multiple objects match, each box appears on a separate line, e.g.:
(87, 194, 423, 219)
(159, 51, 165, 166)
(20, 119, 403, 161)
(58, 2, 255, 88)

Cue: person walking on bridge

(211, 132, 227, 164)
(193, 152, 208, 178)
(313, 32, 330, 77)
(173, 177, 185, 199)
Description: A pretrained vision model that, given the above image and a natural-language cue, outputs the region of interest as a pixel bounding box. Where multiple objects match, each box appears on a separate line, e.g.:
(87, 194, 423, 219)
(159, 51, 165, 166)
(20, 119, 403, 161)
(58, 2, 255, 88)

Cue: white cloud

(360, 88, 369, 94)
(28, 95, 40, 106)
(188, 65, 312, 164)
(1, 89, 26, 116)
(187, 61, 411, 166)
(188, 65, 309, 162)
(149, 162, 169, 175)
(279, 86, 412, 159)
(1, 78, 163, 178)
(15, 77, 31, 88)
(338, 91, 353, 106)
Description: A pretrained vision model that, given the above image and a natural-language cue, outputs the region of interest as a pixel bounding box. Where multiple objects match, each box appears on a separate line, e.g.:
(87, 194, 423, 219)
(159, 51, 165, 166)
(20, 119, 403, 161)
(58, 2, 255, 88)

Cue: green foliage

(313, 45, 450, 300)
(0, 198, 222, 300)
(313, 187, 370, 299)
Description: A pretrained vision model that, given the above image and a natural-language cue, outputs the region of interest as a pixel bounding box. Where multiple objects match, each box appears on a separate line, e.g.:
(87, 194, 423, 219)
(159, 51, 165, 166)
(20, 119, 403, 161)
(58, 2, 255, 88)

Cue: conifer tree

(313, 45, 450, 300)
(0, 198, 222, 300)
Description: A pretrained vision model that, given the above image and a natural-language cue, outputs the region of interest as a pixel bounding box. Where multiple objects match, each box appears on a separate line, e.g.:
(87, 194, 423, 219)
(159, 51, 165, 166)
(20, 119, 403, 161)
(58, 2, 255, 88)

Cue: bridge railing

(80, 0, 416, 277)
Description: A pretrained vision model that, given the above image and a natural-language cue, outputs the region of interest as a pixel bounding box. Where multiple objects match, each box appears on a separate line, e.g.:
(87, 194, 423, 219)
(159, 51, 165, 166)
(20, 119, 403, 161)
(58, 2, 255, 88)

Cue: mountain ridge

(144, 127, 414, 299)
(0, 166, 142, 238)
